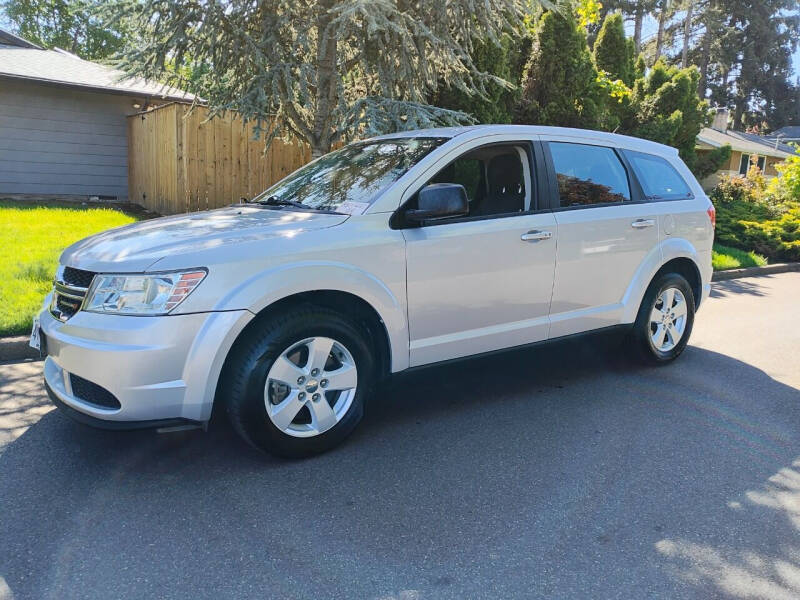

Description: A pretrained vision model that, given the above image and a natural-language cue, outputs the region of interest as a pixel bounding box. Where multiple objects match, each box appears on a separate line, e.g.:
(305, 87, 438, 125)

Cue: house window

(739, 154, 766, 176)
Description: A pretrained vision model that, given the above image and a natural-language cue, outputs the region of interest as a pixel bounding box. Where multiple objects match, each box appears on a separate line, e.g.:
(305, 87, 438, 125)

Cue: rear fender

(620, 238, 702, 323)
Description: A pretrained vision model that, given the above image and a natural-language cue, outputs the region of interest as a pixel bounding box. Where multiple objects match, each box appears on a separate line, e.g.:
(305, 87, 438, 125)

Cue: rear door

(543, 138, 660, 338)
(400, 138, 557, 366)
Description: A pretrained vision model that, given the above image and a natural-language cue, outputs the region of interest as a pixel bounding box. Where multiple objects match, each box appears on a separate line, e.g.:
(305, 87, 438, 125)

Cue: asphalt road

(1, 273, 799, 600)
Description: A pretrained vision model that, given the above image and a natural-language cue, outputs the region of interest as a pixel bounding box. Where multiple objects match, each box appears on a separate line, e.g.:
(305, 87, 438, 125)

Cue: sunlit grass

(712, 242, 768, 271)
(0, 201, 139, 337)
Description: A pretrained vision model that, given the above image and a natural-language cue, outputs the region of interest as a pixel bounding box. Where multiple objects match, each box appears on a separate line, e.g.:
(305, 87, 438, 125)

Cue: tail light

(707, 204, 716, 229)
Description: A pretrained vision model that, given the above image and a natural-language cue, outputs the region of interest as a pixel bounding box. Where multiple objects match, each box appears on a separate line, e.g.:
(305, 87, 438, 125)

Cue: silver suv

(34, 125, 714, 457)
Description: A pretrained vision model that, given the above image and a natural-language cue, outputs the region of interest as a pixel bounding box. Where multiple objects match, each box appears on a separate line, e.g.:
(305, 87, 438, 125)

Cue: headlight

(84, 270, 207, 315)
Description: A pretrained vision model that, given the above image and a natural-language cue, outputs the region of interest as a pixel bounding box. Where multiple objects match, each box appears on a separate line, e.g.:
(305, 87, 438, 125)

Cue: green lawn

(0, 201, 139, 337)
(712, 242, 768, 271)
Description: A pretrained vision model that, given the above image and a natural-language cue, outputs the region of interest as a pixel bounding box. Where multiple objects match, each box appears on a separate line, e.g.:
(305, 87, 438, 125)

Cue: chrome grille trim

(50, 266, 94, 322)
(54, 282, 87, 300)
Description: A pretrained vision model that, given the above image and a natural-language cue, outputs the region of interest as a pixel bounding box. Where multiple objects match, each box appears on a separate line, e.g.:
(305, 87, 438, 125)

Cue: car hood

(61, 206, 350, 272)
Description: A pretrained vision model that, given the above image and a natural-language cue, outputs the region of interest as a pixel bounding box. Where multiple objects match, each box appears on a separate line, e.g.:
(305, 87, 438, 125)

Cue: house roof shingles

(768, 126, 800, 142)
(0, 29, 193, 101)
(697, 127, 795, 159)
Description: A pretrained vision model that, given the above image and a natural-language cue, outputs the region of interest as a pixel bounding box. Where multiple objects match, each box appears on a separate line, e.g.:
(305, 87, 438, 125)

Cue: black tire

(219, 304, 375, 458)
(628, 272, 695, 365)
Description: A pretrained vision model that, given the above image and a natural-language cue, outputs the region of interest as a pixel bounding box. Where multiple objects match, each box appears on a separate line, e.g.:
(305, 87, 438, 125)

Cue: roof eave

(696, 134, 723, 148)
(0, 71, 195, 103)
(0, 29, 41, 49)
(697, 131, 793, 159)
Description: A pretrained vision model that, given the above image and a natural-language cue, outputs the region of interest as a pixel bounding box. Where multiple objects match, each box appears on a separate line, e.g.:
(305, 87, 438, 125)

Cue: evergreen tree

(593, 13, 635, 87)
(514, 10, 604, 129)
(432, 34, 531, 124)
(103, 0, 536, 157)
(596, 0, 657, 54)
(726, 0, 799, 129)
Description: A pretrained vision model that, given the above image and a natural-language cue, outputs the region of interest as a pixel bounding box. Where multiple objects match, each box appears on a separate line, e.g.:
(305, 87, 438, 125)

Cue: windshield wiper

(257, 195, 309, 210)
(255, 195, 346, 215)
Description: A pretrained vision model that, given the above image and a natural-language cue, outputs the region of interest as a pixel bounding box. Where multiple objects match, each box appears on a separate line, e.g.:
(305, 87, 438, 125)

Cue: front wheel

(629, 272, 695, 365)
(220, 306, 375, 457)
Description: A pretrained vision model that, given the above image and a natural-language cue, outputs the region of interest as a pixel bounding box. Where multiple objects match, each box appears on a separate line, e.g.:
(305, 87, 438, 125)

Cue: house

(766, 125, 800, 146)
(0, 28, 193, 201)
(695, 108, 795, 191)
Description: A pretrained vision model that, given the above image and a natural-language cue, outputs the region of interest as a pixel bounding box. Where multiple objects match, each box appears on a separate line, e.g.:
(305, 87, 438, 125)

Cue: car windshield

(253, 137, 445, 214)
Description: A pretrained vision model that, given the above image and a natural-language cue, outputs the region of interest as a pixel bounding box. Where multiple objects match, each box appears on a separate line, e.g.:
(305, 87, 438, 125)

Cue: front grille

(50, 266, 95, 321)
(69, 374, 121, 410)
(62, 266, 96, 289)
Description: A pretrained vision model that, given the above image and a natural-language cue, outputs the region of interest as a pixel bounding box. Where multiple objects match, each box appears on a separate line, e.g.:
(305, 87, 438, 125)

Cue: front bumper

(40, 301, 253, 425)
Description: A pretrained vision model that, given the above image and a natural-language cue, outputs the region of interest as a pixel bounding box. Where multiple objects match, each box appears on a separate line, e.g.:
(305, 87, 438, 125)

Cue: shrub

(711, 174, 800, 262)
(766, 145, 800, 204)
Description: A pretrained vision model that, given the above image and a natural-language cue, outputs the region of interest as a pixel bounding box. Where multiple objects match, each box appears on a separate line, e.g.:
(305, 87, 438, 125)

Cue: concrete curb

(712, 262, 800, 282)
(0, 336, 40, 362)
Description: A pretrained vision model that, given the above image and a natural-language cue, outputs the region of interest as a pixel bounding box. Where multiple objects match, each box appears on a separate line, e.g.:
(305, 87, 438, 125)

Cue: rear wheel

(220, 305, 374, 457)
(629, 272, 695, 365)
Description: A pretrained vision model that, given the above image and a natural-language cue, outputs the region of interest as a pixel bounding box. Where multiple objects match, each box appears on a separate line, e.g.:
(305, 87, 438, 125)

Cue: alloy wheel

(649, 287, 688, 352)
(264, 336, 358, 438)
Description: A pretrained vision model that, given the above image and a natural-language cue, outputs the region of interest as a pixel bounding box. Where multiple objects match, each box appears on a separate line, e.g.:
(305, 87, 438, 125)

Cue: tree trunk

(698, 29, 710, 98)
(654, 0, 669, 64)
(311, 0, 338, 158)
(682, 1, 694, 68)
(310, 143, 327, 160)
(634, 4, 644, 55)
(733, 101, 745, 130)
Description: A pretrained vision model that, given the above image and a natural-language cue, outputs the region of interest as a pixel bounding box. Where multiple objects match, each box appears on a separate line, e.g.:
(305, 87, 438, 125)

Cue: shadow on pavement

(711, 277, 770, 299)
(1, 337, 799, 599)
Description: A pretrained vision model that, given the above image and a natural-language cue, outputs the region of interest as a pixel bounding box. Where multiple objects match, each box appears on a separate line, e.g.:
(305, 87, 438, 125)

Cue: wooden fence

(127, 103, 311, 215)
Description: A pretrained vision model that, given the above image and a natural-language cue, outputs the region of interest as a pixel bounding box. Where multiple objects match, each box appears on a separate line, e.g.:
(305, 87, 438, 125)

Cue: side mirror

(406, 183, 469, 223)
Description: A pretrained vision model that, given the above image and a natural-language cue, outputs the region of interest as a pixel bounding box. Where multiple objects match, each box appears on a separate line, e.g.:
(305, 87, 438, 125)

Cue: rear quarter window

(625, 151, 693, 200)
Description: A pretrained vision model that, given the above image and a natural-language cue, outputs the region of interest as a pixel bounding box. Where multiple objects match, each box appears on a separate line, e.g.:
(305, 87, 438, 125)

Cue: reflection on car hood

(61, 206, 349, 272)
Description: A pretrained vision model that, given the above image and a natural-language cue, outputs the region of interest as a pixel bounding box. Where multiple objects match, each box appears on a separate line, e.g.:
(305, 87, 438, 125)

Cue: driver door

(401, 141, 557, 367)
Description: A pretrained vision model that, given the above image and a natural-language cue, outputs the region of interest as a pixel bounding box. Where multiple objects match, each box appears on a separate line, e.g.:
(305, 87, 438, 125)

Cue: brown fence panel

(128, 103, 311, 215)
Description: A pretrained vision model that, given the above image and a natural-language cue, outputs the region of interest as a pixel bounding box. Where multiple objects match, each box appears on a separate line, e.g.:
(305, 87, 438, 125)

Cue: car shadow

(1, 338, 800, 599)
(711, 276, 771, 299)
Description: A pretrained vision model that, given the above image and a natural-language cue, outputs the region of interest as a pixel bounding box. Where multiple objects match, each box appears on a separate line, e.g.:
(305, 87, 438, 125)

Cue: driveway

(1, 273, 799, 600)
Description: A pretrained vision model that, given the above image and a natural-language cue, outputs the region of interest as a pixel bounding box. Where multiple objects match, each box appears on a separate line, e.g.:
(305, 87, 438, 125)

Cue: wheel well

(234, 290, 392, 379)
(656, 258, 702, 307)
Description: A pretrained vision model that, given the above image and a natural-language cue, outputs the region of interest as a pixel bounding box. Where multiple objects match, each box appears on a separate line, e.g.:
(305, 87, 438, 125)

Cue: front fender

(216, 261, 409, 372)
(620, 237, 705, 323)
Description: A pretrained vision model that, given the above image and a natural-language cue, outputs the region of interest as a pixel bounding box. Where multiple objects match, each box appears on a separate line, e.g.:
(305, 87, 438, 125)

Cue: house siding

(698, 149, 788, 191)
(0, 79, 135, 199)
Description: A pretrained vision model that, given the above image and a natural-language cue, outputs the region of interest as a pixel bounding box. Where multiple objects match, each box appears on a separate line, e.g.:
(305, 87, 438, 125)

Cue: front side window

(421, 144, 530, 218)
(548, 142, 631, 207)
(254, 137, 445, 213)
(625, 151, 692, 200)
(430, 158, 483, 203)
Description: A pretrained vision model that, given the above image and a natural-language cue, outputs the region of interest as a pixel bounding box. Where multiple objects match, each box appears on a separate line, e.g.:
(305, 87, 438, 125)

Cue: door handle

(631, 219, 655, 229)
(520, 230, 552, 242)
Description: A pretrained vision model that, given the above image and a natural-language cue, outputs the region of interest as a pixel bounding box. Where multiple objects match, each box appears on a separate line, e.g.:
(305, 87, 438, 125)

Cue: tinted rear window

(625, 151, 692, 200)
(549, 142, 631, 206)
